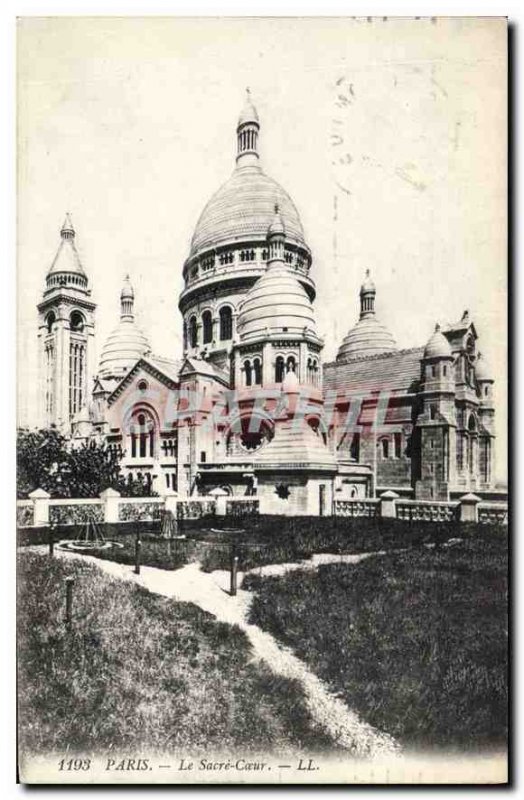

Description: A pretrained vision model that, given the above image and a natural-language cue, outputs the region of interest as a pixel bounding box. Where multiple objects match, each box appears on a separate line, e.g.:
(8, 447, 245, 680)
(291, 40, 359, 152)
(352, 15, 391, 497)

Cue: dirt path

(49, 548, 400, 759)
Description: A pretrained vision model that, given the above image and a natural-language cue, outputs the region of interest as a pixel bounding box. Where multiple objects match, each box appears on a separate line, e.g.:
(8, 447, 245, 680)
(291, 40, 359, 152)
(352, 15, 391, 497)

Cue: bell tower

(37, 215, 96, 430)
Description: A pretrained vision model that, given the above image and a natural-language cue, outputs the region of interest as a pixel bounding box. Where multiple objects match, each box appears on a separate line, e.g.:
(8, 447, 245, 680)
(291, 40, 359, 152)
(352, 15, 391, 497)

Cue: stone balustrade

(17, 488, 507, 528)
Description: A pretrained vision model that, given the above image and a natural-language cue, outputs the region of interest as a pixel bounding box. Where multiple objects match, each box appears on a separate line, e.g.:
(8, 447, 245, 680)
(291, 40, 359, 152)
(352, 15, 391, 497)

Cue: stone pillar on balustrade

(459, 493, 481, 523)
(100, 487, 121, 523)
(164, 485, 178, 518)
(380, 490, 399, 519)
(29, 488, 51, 526)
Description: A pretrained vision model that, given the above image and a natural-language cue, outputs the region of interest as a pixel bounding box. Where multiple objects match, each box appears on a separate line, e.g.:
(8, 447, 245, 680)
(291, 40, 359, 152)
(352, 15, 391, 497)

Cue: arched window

(202, 310, 213, 344)
(244, 360, 252, 387)
(275, 356, 285, 383)
(381, 438, 389, 460)
(189, 316, 198, 348)
(253, 358, 262, 385)
(70, 310, 84, 332)
(131, 409, 156, 459)
(45, 311, 56, 333)
(219, 306, 233, 341)
(286, 355, 296, 373)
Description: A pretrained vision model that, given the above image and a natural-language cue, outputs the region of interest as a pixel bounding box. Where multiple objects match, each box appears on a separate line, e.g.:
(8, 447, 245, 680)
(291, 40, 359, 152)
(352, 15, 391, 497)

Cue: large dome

(189, 165, 307, 257)
(237, 263, 316, 342)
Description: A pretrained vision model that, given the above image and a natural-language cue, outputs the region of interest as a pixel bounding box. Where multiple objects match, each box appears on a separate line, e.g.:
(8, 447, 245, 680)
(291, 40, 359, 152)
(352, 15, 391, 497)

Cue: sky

(17, 16, 507, 481)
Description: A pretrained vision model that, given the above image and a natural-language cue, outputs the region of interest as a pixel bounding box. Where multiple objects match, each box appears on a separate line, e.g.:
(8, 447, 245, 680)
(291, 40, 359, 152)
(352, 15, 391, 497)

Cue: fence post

(230, 555, 239, 597)
(134, 535, 141, 575)
(100, 487, 121, 524)
(65, 577, 74, 628)
(379, 490, 399, 519)
(29, 488, 51, 527)
(459, 493, 481, 523)
(49, 523, 56, 557)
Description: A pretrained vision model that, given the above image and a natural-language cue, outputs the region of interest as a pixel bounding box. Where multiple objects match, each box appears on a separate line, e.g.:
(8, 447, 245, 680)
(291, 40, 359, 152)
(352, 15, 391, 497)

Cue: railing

(396, 500, 458, 523)
(334, 499, 380, 518)
(478, 504, 509, 525)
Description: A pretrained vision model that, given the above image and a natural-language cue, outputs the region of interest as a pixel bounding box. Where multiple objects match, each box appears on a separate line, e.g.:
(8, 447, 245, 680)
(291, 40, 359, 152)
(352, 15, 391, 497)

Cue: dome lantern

(359, 269, 376, 319)
(236, 88, 260, 167)
(267, 203, 285, 264)
(60, 213, 75, 240)
(120, 274, 135, 320)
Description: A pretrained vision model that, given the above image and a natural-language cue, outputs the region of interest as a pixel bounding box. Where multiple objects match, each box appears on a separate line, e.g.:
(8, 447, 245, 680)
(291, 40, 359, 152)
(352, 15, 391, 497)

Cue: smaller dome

(282, 369, 299, 394)
(475, 352, 492, 381)
(121, 275, 134, 300)
(238, 89, 259, 127)
(424, 324, 452, 359)
(337, 317, 396, 361)
(98, 319, 151, 380)
(237, 264, 316, 342)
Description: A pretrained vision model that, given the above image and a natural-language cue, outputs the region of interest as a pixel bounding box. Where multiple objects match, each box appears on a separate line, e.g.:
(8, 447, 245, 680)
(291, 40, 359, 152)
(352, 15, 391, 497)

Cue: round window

(137, 379, 148, 392)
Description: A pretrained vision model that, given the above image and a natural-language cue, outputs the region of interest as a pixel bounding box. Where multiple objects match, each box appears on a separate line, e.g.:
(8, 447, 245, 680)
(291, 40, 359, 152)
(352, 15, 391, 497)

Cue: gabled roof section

(443, 310, 478, 342)
(179, 356, 231, 387)
(107, 355, 182, 405)
(323, 347, 425, 398)
(92, 375, 113, 395)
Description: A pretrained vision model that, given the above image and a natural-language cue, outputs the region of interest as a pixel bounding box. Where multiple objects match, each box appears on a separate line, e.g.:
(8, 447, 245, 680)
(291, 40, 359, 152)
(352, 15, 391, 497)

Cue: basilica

(37, 92, 497, 514)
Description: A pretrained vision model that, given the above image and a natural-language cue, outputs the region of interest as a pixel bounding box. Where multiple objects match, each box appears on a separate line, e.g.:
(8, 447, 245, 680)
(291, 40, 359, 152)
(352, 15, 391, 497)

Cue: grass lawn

(20, 518, 507, 576)
(243, 532, 508, 752)
(17, 551, 335, 757)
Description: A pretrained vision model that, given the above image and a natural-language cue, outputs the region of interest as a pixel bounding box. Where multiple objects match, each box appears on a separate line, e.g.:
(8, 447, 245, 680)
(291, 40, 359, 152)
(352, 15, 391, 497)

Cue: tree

(17, 427, 157, 499)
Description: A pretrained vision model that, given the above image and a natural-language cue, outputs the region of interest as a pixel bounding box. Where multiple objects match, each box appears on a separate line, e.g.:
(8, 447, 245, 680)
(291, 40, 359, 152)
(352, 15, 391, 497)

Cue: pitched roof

(106, 354, 182, 405)
(179, 356, 230, 386)
(48, 235, 86, 276)
(323, 347, 424, 398)
(145, 354, 181, 384)
(255, 418, 337, 471)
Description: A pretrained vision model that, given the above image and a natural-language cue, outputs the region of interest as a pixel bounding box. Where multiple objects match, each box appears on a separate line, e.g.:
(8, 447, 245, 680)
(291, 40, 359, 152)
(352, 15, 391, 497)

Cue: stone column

(29, 488, 51, 527)
(299, 342, 308, 383)
(262, 342, 272, 386)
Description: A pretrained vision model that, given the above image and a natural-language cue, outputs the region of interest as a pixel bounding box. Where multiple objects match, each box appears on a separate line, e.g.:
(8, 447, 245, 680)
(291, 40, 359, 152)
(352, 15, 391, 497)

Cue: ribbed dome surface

(98, 319, 151, 380)
(337, 317, 397, 361)
(475, 353, 492, 381)
(424, 325, 452, 359)
(190, 165, 307, 257)
(237, 265, 316, 342)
